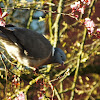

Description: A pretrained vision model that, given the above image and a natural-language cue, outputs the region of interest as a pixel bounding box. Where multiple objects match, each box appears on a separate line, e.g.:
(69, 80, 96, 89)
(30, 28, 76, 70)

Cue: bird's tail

(0, 26, 18, 43)
(0, 25, 24, 49)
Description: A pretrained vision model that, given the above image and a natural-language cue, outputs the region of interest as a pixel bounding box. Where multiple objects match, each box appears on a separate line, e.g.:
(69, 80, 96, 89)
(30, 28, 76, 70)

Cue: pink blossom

(0, 20, 6, 26)
(8, 97, 11, 100)
(97, 28, 100, 32)
(14, 97, 19, 100)
(78, 6, 85, 14)
(70, 0, 91, 17)
(70, 1, 85, 15)
(14, 92, 25, 100)
(81, 0, 91, 5)
(38, 96, 44, 100)
(70, 1, 81, 10)
(84, 18, 95, 34)
(0, 8, 8, 27)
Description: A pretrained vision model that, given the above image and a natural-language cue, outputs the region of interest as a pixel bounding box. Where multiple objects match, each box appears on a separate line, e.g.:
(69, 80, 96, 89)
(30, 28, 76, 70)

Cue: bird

(0, 24, 66, 68)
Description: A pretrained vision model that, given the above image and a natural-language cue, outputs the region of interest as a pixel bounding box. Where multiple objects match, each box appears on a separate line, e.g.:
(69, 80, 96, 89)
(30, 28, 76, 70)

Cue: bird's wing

(0, 26, 52, 60)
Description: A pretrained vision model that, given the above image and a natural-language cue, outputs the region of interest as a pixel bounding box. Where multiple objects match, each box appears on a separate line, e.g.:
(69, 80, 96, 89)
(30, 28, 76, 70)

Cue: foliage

(0, 0, 100, 100)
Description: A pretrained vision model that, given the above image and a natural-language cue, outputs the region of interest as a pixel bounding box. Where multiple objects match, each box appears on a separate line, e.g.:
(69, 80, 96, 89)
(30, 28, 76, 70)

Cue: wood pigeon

(0, 24, 66, 68)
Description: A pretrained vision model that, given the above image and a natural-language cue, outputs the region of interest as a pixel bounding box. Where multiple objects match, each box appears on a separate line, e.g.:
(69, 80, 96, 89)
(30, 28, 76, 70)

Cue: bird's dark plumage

(0, 25, 66, 68)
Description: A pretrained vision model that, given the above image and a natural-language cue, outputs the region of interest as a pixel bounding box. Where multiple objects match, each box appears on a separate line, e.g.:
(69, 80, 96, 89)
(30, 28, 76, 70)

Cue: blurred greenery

(0, 0, 100, 100)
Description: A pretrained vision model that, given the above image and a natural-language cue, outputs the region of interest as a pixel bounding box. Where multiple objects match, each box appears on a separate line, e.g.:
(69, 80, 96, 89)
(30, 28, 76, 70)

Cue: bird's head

(52, 48, 66, 66)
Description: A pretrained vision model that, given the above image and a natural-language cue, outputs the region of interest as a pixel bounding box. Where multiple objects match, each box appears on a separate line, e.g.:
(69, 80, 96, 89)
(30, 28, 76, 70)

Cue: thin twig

(0, 51, 17, 65)
(48, 0, 53, 43)
(27, 9, 34, 29)
(60, 82, 64, 100)
(54, 87, 62, 100)
(0, 54, 8, 99)
(85, 82, 100, 100)
(53, 0, 64, 47)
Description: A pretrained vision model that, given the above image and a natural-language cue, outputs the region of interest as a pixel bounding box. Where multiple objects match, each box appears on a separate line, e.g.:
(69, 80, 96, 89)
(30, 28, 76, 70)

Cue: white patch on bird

(24, 50, 28, 56)
(52, 47, 55, 56)
(3, 42, 37, 66)
(14, 42, 18, 46)
(2, 42, 20, 60)
(3, 42, 30, 66)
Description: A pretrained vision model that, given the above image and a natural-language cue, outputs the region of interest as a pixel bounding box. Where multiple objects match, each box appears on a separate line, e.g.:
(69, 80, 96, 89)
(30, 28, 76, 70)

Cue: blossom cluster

(14, 92, 25, 100)
(70, 0, 100, 37)
(12, 75, 20, 87)
(71, 1, 85, 15)
(70, 0, 91, 16)
(84, 18, 95, 34)
(81, 0, 91, 5)
(7, 92, 25, 100)
(70, 0, 91, 18)
(84, 18, 100, 37)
